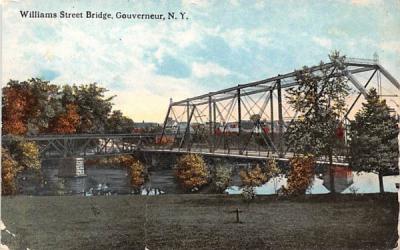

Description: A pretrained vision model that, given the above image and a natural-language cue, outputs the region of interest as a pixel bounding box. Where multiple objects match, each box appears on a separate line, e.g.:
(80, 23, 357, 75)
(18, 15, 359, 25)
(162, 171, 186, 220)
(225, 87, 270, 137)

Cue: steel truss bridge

(157, 57, 400, 162)
(3, 58, 399, 166)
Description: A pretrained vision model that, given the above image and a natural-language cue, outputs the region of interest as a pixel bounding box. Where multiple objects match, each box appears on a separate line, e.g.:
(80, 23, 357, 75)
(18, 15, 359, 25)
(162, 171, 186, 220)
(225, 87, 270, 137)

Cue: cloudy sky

(3, 0, 400, 122)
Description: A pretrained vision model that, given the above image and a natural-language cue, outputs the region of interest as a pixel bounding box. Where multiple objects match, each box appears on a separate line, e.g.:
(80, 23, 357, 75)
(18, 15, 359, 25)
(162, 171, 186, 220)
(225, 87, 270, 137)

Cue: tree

(285, 51, 350, 193)
(129, 159, 146, 194)
(73, 83, 114, 133)
(2, 148, 18, 195)
(106, 110, 134, 133)
(49, 104, 80, 134)
(349, 88, 399, 193)
(212, 165, 232, 193)
(239, 164, 268, 187)
(266, 158, 282, 194)
(13, 141, 41, 171)
(283, 155, 316, 196)
(175, 154, 209, 192)
(2, 81, 31, 135)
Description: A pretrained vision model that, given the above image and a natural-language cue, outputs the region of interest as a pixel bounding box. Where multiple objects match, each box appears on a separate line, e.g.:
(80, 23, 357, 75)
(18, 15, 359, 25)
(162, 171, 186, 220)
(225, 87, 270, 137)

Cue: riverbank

(1, 194, 398, 249)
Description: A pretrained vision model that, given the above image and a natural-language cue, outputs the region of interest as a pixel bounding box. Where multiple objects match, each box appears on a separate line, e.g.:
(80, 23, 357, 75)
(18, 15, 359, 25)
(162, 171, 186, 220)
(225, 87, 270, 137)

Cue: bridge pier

(58, 157, 86, 177)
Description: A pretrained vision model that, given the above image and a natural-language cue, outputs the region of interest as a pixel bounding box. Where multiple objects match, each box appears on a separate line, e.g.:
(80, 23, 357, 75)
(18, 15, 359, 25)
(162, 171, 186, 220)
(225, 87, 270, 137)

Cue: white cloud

(221, 28, 270, 48)
(380, 41, 400, 54)
(312, 36, 332, 49)
(350, 0, 383, 6)
(192, 62, 231, 78)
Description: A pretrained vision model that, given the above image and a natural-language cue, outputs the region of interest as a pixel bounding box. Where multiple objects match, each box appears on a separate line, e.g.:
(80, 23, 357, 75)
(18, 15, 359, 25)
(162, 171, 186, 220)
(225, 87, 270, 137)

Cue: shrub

(239, 164, 268, 187)
(15, 141, 41, 170)
(129, 159, 146, 194)
(241, 186, 256, 202)
(212, 165, 232, 193)
(2, 149, 18, 195)
(283, 155, 315, 196)
(266, 158, 282, 194)
(175, 154, 209, 192)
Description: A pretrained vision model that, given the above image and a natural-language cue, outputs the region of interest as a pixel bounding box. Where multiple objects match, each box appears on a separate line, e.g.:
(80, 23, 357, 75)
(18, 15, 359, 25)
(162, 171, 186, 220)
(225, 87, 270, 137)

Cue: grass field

(1, 194, 398, 249)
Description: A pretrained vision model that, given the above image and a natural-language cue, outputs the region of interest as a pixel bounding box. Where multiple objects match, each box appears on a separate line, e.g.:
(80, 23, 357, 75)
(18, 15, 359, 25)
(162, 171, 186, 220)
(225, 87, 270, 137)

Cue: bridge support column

(59, 157, 86, 177)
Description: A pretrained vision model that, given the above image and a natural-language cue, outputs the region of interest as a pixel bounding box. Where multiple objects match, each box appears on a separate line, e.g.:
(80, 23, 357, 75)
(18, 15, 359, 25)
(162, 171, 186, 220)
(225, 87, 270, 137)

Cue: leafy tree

(49, 104, 80, 134)
(282, 155, 315, 196)
(106, 110, 134, 133)
(285, 51, 350, 193)
(129, 159, 146, 194)
(239, 164, 268, 187)
(266, 158, 282, 194)
(175, 154, 209, 192)
(73, 83, 114, 133)
(349, 88, 399, 193)
(1, 148, 18, 195)
(25, 78, 61, 133)
(2, 80, 31, 135)
(13, 141, 41, 171)
(212, 165, 232, 193)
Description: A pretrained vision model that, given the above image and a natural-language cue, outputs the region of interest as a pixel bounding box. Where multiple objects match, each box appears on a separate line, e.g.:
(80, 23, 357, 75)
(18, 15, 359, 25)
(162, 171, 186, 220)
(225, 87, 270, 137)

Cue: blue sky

(3, 0, 400, 122)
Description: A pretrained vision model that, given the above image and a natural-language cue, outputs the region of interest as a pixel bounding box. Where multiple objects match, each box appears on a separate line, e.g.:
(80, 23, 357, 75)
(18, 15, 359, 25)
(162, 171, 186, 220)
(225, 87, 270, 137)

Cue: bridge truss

(2, 134, 156, 159)
(159, 58, 400, 161)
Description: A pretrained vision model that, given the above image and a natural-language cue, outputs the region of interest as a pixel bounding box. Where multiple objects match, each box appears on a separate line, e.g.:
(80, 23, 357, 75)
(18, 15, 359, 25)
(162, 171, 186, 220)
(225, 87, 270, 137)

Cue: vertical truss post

(186, 101, 190, 123)
(277, 79, 284, 157)
(180, 105, 196, 150)
(186, 101, 191, 150)
(213, 101, 217, 151)
(270, 89, 274, 143)
(237, 88, 242, 154)
(208, 96, 213, 152)
(160, 104, 172, 145)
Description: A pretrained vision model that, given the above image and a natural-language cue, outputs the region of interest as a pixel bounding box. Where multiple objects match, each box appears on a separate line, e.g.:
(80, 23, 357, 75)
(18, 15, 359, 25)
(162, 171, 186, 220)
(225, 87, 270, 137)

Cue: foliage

(129, 159, 146, 194)
(241, 186, 256, 202)
(49, 104, 80, 134)
(73, 83, 114, 133)
(2, 79, 127, 135)
(2, 79, 62, 135)
(285, 51, 350, 157)
(2, 81, 31, 135)
(266, 158, 282, 194)
(283, 155, 315, 196)
(175, 154, 209, 192)
(2, 149, 18, 195)
(6, 139, 41, 171)
(106, 110, 134, 133)
(250, 114, 261, 123)
(239, 164, 268, 187)
(349, 88, 399, 192)
(212, 165, 232, 193)
(85, 155, 137, 168)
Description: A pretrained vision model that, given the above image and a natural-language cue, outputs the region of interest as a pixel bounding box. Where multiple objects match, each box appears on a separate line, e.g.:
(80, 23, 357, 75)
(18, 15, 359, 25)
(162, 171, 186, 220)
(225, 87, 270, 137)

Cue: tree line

(2, 78, 134, 135)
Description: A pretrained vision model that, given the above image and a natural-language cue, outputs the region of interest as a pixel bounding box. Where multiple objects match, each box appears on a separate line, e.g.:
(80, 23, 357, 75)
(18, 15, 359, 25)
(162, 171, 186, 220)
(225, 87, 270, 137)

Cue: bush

(212, 165, 232, 193)
(129, 159, 146, 194)
(241, 186, 256, 202)
(175, 154, 209, 192)
(283, 155, 315, 196)
(7, 139, 41, 171)
(2, 149, 18, 195)
(266, 158, 282, 194)
(239, 164, 268, 187)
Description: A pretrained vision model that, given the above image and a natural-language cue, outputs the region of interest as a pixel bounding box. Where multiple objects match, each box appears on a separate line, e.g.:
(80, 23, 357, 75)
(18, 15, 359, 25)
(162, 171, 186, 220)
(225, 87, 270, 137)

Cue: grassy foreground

(1, 194, 398, 250)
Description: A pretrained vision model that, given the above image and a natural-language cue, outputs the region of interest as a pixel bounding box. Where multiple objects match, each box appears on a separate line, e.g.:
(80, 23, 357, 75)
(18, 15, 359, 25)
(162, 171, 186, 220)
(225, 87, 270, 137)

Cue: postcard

(1, 0, 400, 249)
